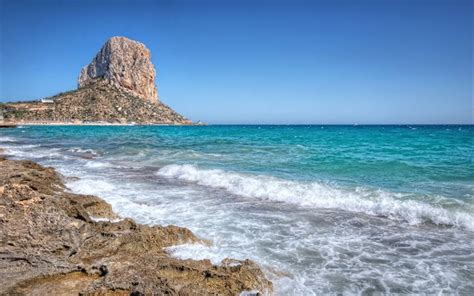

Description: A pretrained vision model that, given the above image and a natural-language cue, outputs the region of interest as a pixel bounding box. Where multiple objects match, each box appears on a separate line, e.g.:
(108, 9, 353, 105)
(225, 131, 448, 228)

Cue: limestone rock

(78, 36, 159, 103)
(0, 157, 273, 295)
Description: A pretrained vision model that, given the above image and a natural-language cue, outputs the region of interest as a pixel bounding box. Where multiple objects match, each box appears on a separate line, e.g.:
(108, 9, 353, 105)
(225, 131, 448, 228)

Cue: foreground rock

(0, 157, 272, 295)
(78, 36, 158, 103)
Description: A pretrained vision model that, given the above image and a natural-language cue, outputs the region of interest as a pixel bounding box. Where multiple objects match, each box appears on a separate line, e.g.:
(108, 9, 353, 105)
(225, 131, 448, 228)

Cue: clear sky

(1, 0, 472, 124)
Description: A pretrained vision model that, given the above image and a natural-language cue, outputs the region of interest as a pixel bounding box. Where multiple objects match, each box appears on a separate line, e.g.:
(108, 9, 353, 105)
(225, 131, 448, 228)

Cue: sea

(1, 125, 473, 295)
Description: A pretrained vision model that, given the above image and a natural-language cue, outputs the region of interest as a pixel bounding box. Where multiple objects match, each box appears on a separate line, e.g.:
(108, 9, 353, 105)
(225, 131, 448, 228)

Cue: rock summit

(78, 36, 159, 103)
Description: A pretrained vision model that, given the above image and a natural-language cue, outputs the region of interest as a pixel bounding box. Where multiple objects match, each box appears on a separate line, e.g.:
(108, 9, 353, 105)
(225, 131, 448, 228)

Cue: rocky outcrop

(0, 156, 272, 295)
(2, 36, 191, 124)
(78, 36, 158, 103)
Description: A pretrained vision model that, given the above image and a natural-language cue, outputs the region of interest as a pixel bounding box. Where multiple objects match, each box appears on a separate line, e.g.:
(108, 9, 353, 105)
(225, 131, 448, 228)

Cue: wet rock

(0, 157, 272, 295)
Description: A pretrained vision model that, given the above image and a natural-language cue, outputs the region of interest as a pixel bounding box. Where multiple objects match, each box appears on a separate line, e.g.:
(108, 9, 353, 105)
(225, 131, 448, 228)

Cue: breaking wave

(157, 164, 474, 230)
(0, 136, 17, 142)
(69, 147, 100, 155)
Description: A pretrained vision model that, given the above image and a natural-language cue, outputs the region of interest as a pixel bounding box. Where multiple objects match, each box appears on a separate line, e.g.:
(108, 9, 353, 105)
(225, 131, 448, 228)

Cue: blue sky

(1, 0, 472, 124)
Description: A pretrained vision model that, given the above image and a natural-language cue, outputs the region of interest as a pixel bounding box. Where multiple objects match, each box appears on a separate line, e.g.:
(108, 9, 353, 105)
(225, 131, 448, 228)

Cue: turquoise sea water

(1, 125, 473, 294)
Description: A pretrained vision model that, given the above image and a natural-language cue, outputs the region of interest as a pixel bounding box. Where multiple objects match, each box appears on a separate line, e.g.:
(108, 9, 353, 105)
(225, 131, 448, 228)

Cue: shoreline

(0, 153, 272, 295)
(2, 122, 470, 127)
(1, 122, 199, 126)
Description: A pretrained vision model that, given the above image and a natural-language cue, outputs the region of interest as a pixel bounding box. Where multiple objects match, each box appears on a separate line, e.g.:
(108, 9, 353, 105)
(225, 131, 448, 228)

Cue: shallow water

(1, 125, 473, 294)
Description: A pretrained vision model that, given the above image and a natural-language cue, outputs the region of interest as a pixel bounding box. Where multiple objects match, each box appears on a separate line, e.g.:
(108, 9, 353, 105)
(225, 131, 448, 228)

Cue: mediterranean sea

(1, 125, 473, 294)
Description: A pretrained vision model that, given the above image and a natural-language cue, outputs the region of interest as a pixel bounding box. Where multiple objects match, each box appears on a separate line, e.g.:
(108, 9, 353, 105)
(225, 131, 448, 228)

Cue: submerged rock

(0, 157, 272, 295)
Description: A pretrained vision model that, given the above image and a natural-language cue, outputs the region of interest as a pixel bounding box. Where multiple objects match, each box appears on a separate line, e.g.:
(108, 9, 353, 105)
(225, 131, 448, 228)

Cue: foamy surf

(157, 164, 474, 230)
(0, 136, 17, 142)
(166, 243, 236, 265)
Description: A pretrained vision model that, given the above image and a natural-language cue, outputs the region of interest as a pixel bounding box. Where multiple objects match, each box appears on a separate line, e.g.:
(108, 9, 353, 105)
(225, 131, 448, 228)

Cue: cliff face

(0, 156, 272, 295)
(78, 36, 159, 103)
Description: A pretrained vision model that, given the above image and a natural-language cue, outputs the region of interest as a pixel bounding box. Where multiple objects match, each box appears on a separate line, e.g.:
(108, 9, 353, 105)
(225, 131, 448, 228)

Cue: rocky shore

(0, 155, 272, 295)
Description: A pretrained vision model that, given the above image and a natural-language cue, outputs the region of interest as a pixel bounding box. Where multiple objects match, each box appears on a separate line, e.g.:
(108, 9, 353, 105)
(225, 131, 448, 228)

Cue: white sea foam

(67, 179, 116, 195)
(157, 164, 474, 230)
(85, 160, 112, 168)
(0, 136, 17, 142)
(166, 243, 231, 265)
(90, 216, 122, 223)
(69, 147, 99, 155)
(0, 144, 60, 160)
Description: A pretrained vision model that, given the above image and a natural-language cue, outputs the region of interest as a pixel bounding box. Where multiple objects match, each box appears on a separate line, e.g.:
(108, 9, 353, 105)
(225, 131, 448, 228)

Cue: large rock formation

(1, 36, 191, 124)
(78, 36, 159, 103)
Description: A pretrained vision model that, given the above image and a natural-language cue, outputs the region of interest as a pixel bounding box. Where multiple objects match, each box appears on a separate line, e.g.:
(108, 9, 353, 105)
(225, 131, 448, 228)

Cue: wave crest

(0, 136, 17, 142)
(157, 164, 474, 230)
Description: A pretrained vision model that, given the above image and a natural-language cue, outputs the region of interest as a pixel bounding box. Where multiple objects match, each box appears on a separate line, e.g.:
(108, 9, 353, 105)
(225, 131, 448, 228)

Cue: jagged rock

(0, 157, 272, 295)
(78, 36, 159, 103)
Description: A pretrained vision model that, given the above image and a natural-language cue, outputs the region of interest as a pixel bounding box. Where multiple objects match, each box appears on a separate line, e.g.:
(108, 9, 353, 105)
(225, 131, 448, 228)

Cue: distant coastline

(1, 121, 198, 126)
(2, 122, 470, 127)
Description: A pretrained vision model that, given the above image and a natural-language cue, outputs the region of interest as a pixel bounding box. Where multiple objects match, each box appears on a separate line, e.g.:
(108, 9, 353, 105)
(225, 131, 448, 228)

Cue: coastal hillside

(0, 37, 190, 125)
(1, 79, 190, 124)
